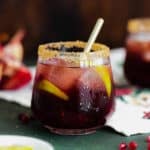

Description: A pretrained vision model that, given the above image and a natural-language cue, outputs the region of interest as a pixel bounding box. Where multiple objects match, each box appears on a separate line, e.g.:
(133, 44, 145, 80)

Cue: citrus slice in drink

(37, 79, 69, 101)
(95, 66, 111, 97)
(37, 62, 83, 93)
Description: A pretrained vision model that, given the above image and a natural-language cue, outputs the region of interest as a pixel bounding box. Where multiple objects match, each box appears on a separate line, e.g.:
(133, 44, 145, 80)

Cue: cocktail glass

(125, 18, 150, 87)
(31, 41, 115, 135)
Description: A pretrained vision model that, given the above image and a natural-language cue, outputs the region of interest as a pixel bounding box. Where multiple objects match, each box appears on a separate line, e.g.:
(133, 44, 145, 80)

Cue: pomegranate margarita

(31, 41, 115, 135)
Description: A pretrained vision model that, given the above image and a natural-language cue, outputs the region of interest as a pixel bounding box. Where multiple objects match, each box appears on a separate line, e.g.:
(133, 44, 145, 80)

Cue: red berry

(18, 113, 30, 124)
(146, 136, 150, 143)
(119, 142, 128, 150)
(128, 141, 138, 150)
(115, 88, 132, 96)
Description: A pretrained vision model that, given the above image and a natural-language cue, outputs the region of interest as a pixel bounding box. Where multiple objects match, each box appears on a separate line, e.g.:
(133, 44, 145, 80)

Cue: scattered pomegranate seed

(118, 136, 150, 150)
(115, 88, 132, 96)
(18, 113, 31, 124)
(119, 142, 128, 150)
(128, 141, 138, 150)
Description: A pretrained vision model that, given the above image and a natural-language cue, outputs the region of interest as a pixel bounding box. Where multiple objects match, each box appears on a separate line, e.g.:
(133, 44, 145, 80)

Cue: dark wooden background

(0, 0, 150, 60)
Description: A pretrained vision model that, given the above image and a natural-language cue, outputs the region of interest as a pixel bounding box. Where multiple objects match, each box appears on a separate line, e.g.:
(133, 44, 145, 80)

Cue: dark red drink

(124, 18, 150, 87)
(125, 39, 150, 87)
(31, 41, 115, 135)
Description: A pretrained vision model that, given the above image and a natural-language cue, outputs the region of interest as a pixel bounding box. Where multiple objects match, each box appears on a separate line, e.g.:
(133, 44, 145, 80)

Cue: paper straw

(84, 18, 104, 53)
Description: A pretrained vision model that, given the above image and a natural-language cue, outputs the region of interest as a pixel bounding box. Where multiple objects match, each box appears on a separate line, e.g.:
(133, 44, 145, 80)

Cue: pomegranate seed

(18, 113, 30, 124)
(146, 136, 150, 143)
(115, 88, 132, 96)
(119, 142, 128, 150)
(128, 141, 138, 150)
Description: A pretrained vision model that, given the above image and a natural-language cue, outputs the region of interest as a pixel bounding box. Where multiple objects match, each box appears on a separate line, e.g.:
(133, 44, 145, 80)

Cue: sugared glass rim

(38, 41, 110, 60)
(127, 18, 150, 33)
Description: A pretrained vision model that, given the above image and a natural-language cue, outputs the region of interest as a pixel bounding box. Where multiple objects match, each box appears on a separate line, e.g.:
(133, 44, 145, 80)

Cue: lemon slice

(95, 66, 111, 97)
(37, 79, 69, 101)
(0, 145, 32, 150)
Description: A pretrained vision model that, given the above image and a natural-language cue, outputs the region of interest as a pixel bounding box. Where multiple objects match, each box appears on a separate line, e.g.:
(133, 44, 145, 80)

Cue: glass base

(45, 125, 101, 135)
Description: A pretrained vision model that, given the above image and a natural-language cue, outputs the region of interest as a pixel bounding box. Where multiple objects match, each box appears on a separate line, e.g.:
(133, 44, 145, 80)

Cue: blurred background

(0, 0, 150, 62)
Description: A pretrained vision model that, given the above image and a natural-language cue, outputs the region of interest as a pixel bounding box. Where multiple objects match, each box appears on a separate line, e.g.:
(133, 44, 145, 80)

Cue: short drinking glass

(31, 41, 115, 135)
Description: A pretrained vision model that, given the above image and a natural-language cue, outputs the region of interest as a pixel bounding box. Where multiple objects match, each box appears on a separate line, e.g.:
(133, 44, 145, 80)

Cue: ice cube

(78, 68, 105, 91)
(46, 58, 67, 67)
(36, 61, 83, 93)
(77, 69, 106, 112)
